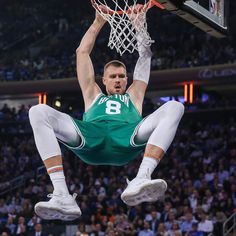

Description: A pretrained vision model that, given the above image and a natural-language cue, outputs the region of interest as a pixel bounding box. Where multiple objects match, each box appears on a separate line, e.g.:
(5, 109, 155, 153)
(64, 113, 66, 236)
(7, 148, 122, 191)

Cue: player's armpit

(76, 52, 101, 108)
(127, 80, 147, 114)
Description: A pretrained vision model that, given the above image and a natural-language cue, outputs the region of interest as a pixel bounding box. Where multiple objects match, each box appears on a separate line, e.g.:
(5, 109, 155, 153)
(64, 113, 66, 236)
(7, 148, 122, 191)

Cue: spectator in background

(105, 222, 115, 235)
(164, 210, 177, 231)
(138, 221, 154, 236)
(28, 223, 46, 236)
(5, 216, 16, 235)
(156, 223, 168, 236)
(75, 224, 87, 236)
(1, 232, 10, 236)
(0, 199, 8, 218)
(197, 212, 213, 235)
(58, 16, 69, 32)
(181, 212, 197, 235)
(188, 190, 199, 212)
(90, 223, 105, 236)
(15, 216, 26, 236)
(27, 214, 42, 232)
(213, 211, 226, 236)
(168, 221, 182, 236)
(123, 223, 136, 236)
(146, 210, 161, 234)
(186, 223, 204, 236)
(161, 202, 172, 222)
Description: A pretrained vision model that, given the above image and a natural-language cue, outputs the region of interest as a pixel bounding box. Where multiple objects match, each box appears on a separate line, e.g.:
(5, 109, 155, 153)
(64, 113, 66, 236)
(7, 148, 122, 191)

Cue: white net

(92, 0, 154, 55)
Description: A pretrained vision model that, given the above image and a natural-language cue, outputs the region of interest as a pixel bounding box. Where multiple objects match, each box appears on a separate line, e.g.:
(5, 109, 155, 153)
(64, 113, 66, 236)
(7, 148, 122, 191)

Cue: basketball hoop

(91, 0, 164, 55)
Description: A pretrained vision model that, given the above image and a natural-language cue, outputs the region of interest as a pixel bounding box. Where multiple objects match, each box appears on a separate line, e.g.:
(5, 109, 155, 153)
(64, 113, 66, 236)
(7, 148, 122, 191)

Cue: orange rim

(91, 0, 165, 15)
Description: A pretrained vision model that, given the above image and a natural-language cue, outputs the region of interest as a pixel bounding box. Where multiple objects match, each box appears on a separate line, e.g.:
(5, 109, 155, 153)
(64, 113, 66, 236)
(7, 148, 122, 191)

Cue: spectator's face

(193, 190, 198, 197)
(151, 211, 157, 219)
(205, 189, 212, 196)
(106, 230, 116, 236)
(95, 224, 101, 231)
(144, 221, 150, 229)
(1, 233, 9, 236)
(124, 225, 132, 233)
(7, 217, 13, 224)
(186, 213, 193, 221)
(158, 223, 165, 231)
(164, 203, 171, 211)
(103, 65, 127, 95)
(200, 213, 206, 221)
(192, 225, 197, 231)
(107, 222, 114, 228)
(18, 216, 25, 224)
(35, 224, 42, 232)
(169, 212, 175, 221)
(172, 222, 179, 230)
(137, 219, 143, 225)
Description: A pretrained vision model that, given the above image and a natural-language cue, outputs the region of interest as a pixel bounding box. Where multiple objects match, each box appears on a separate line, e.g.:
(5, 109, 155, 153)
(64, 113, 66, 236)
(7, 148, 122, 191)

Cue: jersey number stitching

(105, 101, 121, 114)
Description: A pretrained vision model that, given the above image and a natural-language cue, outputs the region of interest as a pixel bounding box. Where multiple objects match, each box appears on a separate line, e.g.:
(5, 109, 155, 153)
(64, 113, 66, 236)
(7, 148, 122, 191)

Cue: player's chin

(114, 88, 123, 94)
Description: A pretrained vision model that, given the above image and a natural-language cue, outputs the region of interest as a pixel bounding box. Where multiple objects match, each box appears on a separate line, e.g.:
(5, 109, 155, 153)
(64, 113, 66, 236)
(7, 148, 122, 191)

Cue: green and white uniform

(64, 93, 146, 166)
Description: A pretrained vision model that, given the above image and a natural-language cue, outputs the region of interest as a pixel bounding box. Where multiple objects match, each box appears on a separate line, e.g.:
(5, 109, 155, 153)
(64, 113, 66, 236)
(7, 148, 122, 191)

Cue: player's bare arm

(76, 11, 106, 111)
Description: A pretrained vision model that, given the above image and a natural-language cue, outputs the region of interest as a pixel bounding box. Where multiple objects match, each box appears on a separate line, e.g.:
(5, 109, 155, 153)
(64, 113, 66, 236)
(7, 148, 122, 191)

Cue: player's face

(103, 65, 128, 95)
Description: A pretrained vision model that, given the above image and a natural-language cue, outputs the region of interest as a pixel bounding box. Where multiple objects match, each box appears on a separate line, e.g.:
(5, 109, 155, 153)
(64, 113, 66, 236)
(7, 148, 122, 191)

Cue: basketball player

(29, 8, 184, 220)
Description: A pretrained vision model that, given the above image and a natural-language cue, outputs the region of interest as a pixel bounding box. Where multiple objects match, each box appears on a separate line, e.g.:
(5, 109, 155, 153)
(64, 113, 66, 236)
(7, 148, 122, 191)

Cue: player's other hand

(128, 4, 146, 29)
(94, 5, 107, 26)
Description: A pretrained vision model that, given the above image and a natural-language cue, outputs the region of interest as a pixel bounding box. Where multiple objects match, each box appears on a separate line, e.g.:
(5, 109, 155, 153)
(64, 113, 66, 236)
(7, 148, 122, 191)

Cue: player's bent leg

(29, 104, 82, 220)
(121, 101, 184, 205)
(134, 100, 185, 148)
(121, 178, 167, 206)
(29, 104, 80, 158)
(35, 193, 81, 221)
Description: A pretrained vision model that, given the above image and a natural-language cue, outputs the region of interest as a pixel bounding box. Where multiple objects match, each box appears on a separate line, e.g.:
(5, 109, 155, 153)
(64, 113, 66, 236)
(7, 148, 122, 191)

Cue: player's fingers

(98, 5, 110, 14)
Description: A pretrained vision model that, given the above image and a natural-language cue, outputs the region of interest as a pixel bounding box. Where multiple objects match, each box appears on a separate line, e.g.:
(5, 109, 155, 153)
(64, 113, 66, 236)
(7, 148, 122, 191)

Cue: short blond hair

(104, 60, 127, 73)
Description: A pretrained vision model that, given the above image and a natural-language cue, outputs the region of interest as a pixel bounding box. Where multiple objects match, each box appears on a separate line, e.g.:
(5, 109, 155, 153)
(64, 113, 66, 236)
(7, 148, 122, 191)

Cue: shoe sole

(121, 179, 167, 206)
(35, 204, 81, 221)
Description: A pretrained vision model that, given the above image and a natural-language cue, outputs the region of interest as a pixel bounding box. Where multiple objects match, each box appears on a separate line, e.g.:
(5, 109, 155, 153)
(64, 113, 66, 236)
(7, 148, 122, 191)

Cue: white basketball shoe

(35, 193, 81, 221)
(121, 178, 167, 206)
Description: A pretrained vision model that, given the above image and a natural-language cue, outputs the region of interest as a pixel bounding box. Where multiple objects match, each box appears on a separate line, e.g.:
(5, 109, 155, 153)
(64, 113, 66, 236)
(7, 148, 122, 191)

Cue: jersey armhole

(84, 93, 104, 113)
(126, 92, 142, 116)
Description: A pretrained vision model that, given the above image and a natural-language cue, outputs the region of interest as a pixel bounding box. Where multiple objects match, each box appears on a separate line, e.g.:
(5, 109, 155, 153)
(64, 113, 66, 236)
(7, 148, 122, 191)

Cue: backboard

(158, 0, 229, 37)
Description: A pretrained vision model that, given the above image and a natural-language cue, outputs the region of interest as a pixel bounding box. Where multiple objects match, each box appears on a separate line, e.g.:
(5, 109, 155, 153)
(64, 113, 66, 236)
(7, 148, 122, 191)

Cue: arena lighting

(184, 84, 188, 102)
(55, 100, 61, 108)
(189, 83, 194, 104)
(38, 93, 47, 104)
(184, 83, 194, 103)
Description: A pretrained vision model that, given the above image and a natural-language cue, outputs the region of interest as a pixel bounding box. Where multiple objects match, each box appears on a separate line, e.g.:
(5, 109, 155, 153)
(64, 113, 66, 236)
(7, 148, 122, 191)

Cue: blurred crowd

(0, 0, 236, 82)
(0, 100, 235, 236)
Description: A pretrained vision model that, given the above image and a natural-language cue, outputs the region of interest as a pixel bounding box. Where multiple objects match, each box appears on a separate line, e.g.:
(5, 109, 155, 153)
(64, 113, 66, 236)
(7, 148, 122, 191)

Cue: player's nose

(114, 76, 121, 81)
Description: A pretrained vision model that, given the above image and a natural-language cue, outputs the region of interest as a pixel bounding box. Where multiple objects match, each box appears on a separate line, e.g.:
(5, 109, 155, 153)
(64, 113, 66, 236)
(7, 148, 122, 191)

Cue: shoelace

(125, 169, 151, 185)
(47, 193, 78, 199)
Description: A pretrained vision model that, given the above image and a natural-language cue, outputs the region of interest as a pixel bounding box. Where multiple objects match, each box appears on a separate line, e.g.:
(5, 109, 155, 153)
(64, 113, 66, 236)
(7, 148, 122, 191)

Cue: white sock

(136, 157, 159, 179)
(48, 166, 69, 195)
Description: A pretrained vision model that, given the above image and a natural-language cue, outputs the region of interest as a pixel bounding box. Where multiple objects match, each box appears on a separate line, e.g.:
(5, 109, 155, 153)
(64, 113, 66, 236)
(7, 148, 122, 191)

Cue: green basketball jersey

(83, 93, 142, 123)
(62, 93, 146, 166)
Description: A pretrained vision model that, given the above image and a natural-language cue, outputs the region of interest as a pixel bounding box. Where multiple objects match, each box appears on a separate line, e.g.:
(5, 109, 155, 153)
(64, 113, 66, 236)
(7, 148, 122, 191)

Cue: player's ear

(102, 77, 106, 85)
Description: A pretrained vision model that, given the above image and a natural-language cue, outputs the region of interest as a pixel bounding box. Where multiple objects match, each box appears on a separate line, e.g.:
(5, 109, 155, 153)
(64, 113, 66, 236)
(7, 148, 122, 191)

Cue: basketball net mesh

(92, 0, 154, 55)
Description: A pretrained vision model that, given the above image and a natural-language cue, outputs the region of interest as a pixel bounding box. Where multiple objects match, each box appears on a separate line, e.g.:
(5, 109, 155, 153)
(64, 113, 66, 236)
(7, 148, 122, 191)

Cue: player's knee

(165, 101, 185, 119)
(29, 104, 49, 126)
